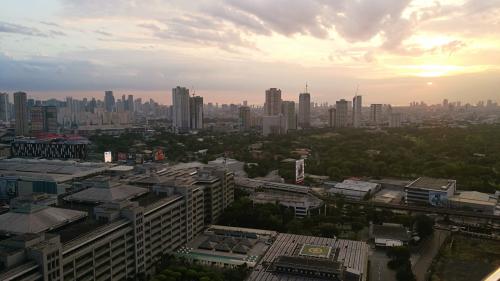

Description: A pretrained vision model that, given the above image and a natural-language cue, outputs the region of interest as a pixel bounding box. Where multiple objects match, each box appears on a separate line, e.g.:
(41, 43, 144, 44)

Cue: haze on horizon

(1, 0, 499, 106)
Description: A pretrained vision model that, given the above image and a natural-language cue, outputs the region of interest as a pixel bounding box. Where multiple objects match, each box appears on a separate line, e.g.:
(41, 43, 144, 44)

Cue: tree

(413, 215, 434, 239)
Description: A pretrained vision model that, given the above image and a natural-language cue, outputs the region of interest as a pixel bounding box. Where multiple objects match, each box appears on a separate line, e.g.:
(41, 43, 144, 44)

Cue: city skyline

(1, 1, 500, 105)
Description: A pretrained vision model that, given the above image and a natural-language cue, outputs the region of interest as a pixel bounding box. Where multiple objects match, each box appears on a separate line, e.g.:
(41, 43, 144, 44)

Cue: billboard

(429, 191, 448, 207)
(104, 151, 112, 163)
(154, 149, 165, 161)
(295, 159, 305, 184)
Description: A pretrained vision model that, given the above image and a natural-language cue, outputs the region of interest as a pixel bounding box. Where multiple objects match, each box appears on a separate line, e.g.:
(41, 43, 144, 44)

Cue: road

(369, 249, 396, 281)
(412, 229, 450, 281)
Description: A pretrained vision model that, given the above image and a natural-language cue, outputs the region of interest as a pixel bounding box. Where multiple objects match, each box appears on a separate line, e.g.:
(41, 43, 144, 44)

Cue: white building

(405, 177, 456, 206)
(327, 180, 381, 200)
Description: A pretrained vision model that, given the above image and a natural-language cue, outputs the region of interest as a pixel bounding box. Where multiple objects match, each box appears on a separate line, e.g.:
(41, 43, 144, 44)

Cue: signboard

(295, 159, 305, 184)
(429, 191, 447, 207)
(117, 152, 127, 161)
(154, 149, 165, 161)
(104, 151, 112, 163)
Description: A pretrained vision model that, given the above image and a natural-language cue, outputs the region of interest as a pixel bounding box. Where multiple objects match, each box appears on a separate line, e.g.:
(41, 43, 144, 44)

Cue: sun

(426, 82, 433, 86)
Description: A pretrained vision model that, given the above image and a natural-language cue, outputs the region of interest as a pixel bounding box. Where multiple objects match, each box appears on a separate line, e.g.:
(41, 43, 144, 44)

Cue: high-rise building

(282, 101, 296, 131)
(352, 95, 362, 128)
(262, 115, 285, 136)
(389, 112, 402, 128)
(14, 92, 29, 136)
(265, 88, 282, 116)
(190, 96, 204, 130)
(328, 108, 336, 128)
(127, 95, 134, 112)
(239, 106, 251, 131)
(104, 91, 115, 112)
(335, 99, 348, 128)
(172, 86, 191, 133)
(370, 104, 383, 125)
(0, 93, 9, 122)
(30, 106, 58, 135)
(298, 93, 310, 128)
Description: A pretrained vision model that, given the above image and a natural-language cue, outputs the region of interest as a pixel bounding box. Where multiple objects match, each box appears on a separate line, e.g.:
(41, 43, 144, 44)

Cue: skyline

(1, 0, 500, 105)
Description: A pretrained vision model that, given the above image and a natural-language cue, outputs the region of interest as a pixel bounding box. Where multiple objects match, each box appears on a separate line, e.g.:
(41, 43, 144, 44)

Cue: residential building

(172, 86, 191, 133)
(298, 93, 310, 128)
(262, 115, 285, 136)
(238, 106, 251, 131)
(104, 91, 115, 112)
(0, 93, 9, 122)
(328, 107, 336, 128)
(335, 99, 348, 128)
(353, 95, 362, 128)
(264, 88, 282, 116)
(189, 96, 204, 130)
(281, 101, 296, 131)
(370, 104, 382, 125)
(389, 112, 402, 128)
(14, 92, 29, 136)
(30, 106, 58, 135)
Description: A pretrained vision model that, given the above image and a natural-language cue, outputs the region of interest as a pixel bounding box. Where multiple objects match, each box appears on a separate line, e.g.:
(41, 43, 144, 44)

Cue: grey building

(172, 86, 191, 133)
(14, 92, 29, 136)
(353, 95, 362, 128)
(238, 106, 251, 131)
(282, 101, 296, 131)
(298, 93, 310, 128)
(335, 99, 348, 128)
(0, 93, 9, 122)
(405, 177, 456, 206)
(189, 96, 203, 130)
(265, 88, 282, 116)
(104, 91, 115, 112)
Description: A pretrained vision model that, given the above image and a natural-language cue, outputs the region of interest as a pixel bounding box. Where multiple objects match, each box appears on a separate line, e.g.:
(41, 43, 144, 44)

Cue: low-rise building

(448, 191, 498, 214)
(327, 180, 381, 201)
(405, 177, 456, 206)
(369, 223, 410, 247)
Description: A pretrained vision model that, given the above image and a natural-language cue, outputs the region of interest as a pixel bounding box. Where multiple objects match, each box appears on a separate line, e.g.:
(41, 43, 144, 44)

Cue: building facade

(14, 92, 29, 136)
(298, 93, 310, 128)
(281, 101, 296, 131)
(189, 96, 204, 130)
(264, 88, 282, 116)
(353, 95, 362, 128)
(335, 99, 348, 128)
(172, 87, 191, 133)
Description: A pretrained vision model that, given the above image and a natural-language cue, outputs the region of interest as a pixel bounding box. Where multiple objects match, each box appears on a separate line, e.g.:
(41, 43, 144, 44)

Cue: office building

(0, 93, 9, 122)
(370, 104, 382, 125)
(189, 96, 204, 130)
(281, 101, 296, 131)
(298, 93, 310, 128)
(328, 107, 336, 128)
(264, 88, 282, 116)
(104, 91, 115, 112)
(30, 106, 58, 135)
(11, 135, 90, 160)
(172, 86, 191, 133)
(335, 99, 348, 128)
(14, 92, 29, 136)
(247, 233, 368, 281)
(353, 95, 362, 128)
(127, 95, 134, 112)
(238, 106, 251, 131)
(405, 177, 456, 206)
(0, 163, 235, 281)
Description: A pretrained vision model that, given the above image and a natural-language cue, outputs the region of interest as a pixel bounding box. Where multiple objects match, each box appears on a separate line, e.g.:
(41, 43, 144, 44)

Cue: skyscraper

(335, 99, 348, 128)
(298, 93, 311, 128)
(127, 95, 134, 112)
(265, 88, 282, 116)
(190, 96, 204, 130)
(30, 106, 58, 135)
(0, 93, 9, 122)
(14, 92, 28, 136)
(352, 95, 362, 128)
(328, 108, 336, 128)
(104, 91, 115, 112)
(370, 104, 382, 125)
(172, 86, 191, 133)
(239, 106, 251, 131)
(282, 101, 296, 131)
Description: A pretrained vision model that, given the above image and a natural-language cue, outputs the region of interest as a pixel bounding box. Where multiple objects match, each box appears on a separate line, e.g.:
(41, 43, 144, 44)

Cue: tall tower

(353, 95, 362, 128)
(104, 91, 115, 112)
(335, 99, 348, 128)
(264, 88, 282, 116)
(14, 92, 28, 136)
(282, 101, 296, 131)
(370, 104, 383, 125)
(190, 95, 204, 130)
(172, 86, 191, 133)
(239, 106, 251, 131)
(0, 93, 9, 122)
(298, 92, 311, 128)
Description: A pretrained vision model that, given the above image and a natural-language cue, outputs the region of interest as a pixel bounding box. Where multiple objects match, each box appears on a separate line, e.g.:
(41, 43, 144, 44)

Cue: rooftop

(370, 223, 410, 242)
(449, 191, 497, 206)
(406, 177, 455, 191)
(330, 180, 380, 192)
(64, 184, 149, 204)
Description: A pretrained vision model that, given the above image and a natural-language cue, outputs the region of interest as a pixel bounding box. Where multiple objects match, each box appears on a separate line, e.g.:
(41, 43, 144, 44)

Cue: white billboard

(104, 151, 112, 163)
(295, 159, 305, 184)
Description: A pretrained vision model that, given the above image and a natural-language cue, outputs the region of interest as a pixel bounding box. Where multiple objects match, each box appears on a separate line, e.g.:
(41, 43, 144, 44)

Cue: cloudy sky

(1, 0, 499, 105)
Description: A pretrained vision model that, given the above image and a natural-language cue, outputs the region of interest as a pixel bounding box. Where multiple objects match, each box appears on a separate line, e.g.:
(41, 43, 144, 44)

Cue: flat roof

(64, 184, 149, 204)
(331, 180, 380, 192)
(370, 223, 410, 242)
(407, 177, 455, 191)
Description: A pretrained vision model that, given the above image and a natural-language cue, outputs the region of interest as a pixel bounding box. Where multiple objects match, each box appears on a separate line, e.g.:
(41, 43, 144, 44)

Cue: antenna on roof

(354, 85, 359, 97)
(305, 82, 308, 93)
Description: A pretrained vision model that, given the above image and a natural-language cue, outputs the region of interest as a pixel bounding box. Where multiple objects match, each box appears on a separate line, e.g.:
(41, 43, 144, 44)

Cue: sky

(0, 0, 499, 105)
